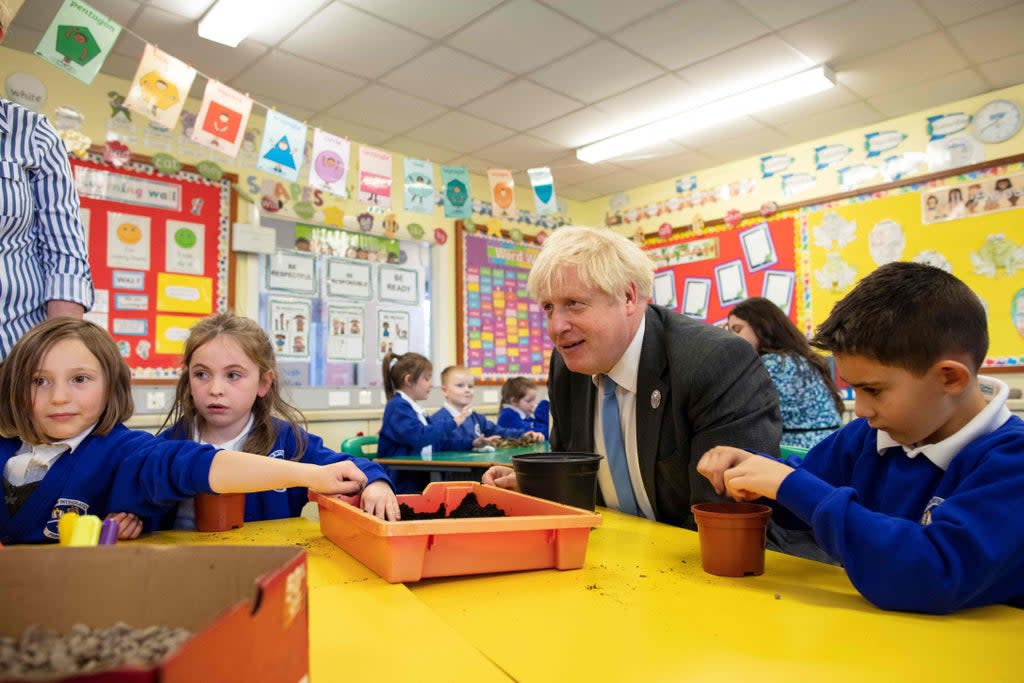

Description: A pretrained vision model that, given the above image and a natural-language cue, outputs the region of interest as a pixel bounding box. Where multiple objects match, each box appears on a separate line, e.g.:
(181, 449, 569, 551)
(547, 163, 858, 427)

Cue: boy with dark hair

(698, 262, 1024, 614)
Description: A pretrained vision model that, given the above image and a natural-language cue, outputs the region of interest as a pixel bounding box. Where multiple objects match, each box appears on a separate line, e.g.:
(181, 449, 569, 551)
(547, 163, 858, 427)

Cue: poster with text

(358, 146, 392, 207)
(191, 80, 253, 157)
(106, 212, 151, 271)
(164, 220, 204, 274)
(258, 109, 307, 181)
(123, 44, 196, 129)
(308, 128, 350, 197)
(488, 169, 517, 220)
(403, 157, 435, 214)
(268, 297, 312, 360)
(34, 0, 122, 85)
(326, 304, 365, 362)
(377, 309, 410, 360)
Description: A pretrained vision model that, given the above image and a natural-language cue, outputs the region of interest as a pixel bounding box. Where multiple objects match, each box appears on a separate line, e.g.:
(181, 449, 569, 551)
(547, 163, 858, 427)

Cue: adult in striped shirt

(1, 0, 93, 359)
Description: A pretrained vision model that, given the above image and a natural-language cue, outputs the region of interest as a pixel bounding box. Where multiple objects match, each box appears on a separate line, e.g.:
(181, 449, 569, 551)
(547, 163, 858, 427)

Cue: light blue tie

(602, 376, 639, 516)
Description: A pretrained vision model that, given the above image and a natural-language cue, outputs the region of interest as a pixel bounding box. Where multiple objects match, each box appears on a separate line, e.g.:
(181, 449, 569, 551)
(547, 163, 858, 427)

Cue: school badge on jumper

(651, 390, 662, 410)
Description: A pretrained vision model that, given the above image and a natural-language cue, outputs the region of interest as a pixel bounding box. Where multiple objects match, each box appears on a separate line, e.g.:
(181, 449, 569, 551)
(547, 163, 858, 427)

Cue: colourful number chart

(458, 229, 553, 383)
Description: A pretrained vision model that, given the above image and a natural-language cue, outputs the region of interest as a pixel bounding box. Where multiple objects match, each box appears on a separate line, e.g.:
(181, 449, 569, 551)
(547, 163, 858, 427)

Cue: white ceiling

(7, 0, 1024, 202)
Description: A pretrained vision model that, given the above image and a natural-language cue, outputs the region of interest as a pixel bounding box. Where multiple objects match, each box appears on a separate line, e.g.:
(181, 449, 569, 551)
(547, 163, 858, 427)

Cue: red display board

(644, 217, 798, 326)
(71, 153, 233, 380)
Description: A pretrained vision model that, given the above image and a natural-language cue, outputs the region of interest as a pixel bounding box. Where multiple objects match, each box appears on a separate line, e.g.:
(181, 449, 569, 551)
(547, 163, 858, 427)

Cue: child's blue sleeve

(480, 413, 522, 439)
(379, 400, 449, 454)
(107, 431, 218, 516)
(496, 407, 524, 431)
(433, 410, 474, 451)
(301, 429, 394, 489)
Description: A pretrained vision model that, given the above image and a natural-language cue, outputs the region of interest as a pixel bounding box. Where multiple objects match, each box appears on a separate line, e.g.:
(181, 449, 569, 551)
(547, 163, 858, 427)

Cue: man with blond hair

(484, 226, 781, 529)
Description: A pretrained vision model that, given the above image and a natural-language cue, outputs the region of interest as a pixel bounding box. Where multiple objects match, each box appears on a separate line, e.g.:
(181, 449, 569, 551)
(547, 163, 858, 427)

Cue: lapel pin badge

(651, 389, 662, 410)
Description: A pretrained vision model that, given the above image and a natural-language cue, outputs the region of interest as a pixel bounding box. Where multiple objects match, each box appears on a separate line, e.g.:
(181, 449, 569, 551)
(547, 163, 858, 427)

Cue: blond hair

(527, 226, 654, 303)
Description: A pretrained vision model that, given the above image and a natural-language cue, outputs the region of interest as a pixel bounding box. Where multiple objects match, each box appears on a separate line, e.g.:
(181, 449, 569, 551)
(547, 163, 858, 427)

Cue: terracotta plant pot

(690, 502, 772, 577)
(194, 493, 246, 532)
(511, 452, 602, 511)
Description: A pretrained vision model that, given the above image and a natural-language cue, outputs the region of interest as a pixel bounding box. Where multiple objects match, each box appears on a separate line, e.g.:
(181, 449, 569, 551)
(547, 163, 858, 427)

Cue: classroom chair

(340, 435, 378, 460)
(779, 445, 809, 466)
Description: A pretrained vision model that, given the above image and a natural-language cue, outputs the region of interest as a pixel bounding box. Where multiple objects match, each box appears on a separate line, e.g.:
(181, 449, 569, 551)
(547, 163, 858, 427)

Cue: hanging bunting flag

(527, 166, 558, 215)
(34, 0, 121, 85)
(358, 146, 392, 208)
(257, 109, 307, 182)
(308, 128, 351, 197)
(191, 80, 252, 158)
(122, 45, 196, 129)
(441, 166, 471, 219)
(488, 169, 517, 220)
(403, 157, 435, 215)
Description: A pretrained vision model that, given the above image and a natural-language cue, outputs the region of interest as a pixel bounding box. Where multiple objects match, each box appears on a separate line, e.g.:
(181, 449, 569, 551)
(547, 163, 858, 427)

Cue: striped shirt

(0, 99, 93, 358)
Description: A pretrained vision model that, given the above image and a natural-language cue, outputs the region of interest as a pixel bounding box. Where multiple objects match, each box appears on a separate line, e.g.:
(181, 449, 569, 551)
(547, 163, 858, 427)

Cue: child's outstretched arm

(209, 450, 366, 496)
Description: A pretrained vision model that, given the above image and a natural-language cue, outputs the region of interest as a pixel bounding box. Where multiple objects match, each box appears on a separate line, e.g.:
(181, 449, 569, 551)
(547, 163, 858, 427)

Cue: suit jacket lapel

(635, 307, 669, 507)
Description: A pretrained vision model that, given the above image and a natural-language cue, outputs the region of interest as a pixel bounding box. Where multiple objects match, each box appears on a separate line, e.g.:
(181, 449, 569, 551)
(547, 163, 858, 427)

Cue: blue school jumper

(0, 425, 217, 544)
(431, 407, 523, 451)
(158, 417, 393, 522)
(775, 415, 1024, 613)
(496, 406, 549, 440)
(377, 394, 451, 457)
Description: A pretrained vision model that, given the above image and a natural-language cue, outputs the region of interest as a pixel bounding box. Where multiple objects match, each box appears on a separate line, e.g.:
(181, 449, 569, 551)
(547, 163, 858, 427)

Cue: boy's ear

(933, 359, 973, 396)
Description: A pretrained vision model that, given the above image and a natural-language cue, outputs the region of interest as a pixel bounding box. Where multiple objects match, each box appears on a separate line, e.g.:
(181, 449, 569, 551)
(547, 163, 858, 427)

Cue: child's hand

(360, 480, 401, 521)
(523, 431, 544, 442)
(697, 446, 756, 495)
(453, 405, 473, 426)
(721, 455, 794, 502)
(472, 435, 502, 447)
(309, 460, 367, 496)
(105, 512, 143, 540)
(481, 466, 518, 490)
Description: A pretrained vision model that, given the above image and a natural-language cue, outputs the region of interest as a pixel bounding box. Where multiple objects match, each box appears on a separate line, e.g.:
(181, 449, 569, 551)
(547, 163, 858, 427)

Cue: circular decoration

(382, 214, 399, 239)
(152, 152, 181, 175)
(293, 202, 315, 220)
(760, 201, 778, 217)
(116, 222, 142, 245)
(658, 222, 673, 238)
(357, 212, 374, 232)
(536, 230, 548, 245)
(434, 227, 448, 245)
(103, 140, 131, 168)
(5, 72, 46, 110)
(399, 249, 409, 264)
(724, 209, 743, 227)
(406, 222, 425, 239)
(174, 227, 197, 249)
(196, 160, 223, 182)
(973, 99, 1022, 144)
(493, 182, 514, 209)
(508, 227, 523, 241)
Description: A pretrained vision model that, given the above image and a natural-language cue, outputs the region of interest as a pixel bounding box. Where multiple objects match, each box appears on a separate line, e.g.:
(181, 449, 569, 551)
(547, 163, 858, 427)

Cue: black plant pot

(511, 452, 603, 511)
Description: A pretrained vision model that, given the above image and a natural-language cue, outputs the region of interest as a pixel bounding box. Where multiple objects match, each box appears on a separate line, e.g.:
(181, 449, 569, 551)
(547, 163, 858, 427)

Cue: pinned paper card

(34, 0, 121, 85)
(165, 220, 205, 275)
(155, 314, 203, 355)
(106, 212, 151, 271)
(488, 169, 517, 220)
(258, 109, 307, 182)
(441, 166, 471, 218)
(527, 166, 557, 215)
(308, 129, 350, 197)
(156, 273, 213, 315)
(123, 45, 196, 129)
(358, 146, 392, 207)
(191, 80, 252, 157)
(403, 157, 435, 214)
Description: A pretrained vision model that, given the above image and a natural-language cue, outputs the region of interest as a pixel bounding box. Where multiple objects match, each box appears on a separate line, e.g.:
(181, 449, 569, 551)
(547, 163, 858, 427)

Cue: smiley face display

(117, 222, 142, 245)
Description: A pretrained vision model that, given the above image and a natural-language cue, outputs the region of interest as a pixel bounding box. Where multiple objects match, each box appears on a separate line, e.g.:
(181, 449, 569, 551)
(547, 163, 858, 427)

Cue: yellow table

(147, 521, 510, 683)
(409, 508, 1024, 683)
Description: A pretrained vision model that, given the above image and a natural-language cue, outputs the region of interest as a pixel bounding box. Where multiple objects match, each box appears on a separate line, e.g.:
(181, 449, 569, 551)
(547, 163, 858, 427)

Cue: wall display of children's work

(71, 152, 233, 380)
(456, 224, 554, 383)
(803, 159, 1024, 367)
(643, 218, 799, 327)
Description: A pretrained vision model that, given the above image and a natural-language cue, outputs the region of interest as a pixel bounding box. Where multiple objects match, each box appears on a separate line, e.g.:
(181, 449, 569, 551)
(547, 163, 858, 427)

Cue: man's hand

(697, 446, 756, 495)
(721, 456, 794, 502)
(481, 465, 517, 490)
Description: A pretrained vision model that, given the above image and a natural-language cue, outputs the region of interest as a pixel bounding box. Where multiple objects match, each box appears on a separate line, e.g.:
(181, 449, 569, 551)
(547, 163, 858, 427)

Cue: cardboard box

(0, 545, 308, 682)
(314, 481, 602, 583)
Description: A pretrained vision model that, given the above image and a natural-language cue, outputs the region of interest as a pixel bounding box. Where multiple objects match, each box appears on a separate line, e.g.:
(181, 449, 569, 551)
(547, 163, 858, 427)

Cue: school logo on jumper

(43, 498, 89, 540)
(920, 496, 945, 526)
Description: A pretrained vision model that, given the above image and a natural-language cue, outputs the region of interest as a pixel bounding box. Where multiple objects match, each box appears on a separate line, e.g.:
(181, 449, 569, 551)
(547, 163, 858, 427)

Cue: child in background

(496, 376, 549, 440)
(698, 263, 1024, 614)
(0, 319, 372, 545)
(157, 313, 398, 528)
(727, 297, 843, 452)
(431, 367, 543, 451)
(378, 352, 467, 493)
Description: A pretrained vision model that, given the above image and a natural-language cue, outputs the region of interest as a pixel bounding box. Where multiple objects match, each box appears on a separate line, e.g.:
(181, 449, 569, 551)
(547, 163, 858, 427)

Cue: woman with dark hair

(728, 297, 843, 450)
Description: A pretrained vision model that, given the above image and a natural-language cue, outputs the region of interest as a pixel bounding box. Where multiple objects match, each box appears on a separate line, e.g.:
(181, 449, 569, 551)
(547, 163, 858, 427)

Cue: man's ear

(932, 359, 973, 396)
(623, 281, 640, 312)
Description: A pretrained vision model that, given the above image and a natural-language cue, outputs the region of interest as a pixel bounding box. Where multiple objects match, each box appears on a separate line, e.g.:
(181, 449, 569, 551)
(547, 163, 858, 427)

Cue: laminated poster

(403, 157, 435, 214)
(326, 304, 365, 362)
(358, 146, 392, 207)
(488, 169, 517, 220)
(258, 110, 307, 182)
(268, 298, 312, 360)
(123, 44, 196, 129)
(308, 128, 351, 197)
(527, 166, 558, 215)
(441, 166, 471, 219)
(106, 212, 151, 271)
(191, 80, 253, 158)
(34, 0, 121, 85)
(377, 309, 410, 360)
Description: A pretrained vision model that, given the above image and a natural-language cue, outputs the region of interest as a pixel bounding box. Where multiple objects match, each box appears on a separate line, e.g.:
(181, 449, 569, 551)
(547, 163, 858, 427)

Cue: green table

(376, 443, 549, 475)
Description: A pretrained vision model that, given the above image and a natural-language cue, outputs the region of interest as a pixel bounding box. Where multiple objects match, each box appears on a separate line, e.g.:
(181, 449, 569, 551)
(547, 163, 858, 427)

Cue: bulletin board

(644, 217, 799, 326)
(802, 160, 1024, 368)
(71, 152, 234, 380)
(456, 224, 553, 383)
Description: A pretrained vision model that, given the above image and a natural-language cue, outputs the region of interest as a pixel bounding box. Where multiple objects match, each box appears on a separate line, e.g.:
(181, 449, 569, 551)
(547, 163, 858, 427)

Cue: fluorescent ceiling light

(576, 66, 836, 164)
(198, 0, 273, 47)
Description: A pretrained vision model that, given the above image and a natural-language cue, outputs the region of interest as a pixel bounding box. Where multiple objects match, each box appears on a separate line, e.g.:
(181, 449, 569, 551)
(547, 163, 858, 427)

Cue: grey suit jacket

(549, 305, 782, 529)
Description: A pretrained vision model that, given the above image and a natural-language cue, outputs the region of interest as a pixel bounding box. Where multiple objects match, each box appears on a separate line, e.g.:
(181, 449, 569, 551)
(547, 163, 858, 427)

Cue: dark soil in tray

(398, 492, 507, 520)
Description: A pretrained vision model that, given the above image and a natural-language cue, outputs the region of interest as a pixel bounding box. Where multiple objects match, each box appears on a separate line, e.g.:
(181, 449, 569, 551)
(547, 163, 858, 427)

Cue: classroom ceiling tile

(528, 106, 622, 149)
(447, 155, 494, 176)
(243, 0, 326, 46)
(594, 75, 703, 134)
(343, 0, 503, 39)
(11, 0, 139, 30)
(695, 128, 794, 162)
(948, 2, 1024, 63)
(673, 116, 768, 147)
(257, 97, 316, 123)
(463, 80, 582, 131)
(232, 51, 366, 113)
(779, 0, 937, 66)
(544, 153, 619, 185)
(328, 85, 446, 133)
(147, 0, 211, 19)
(838, 32, 968, 98)
(917, 0, 1022, 26)
(382, 47, 513, 108)
(773, 101, 882, 140)
(616, 0, 770, 71)
(473, 135, 565, 171)
(571, 169, 659, 196)
(384, 137, 462, 165)
(529, 41, 663, 104)
(308, 116, 393, 146)
(676, 36, 814, 103)
(280, 3, 430, 78)
(0, 24, 43, 55)
(868, 69, 989, 118)
(977, 51, 1024, 89)
(751, 85, 860, 126)
(96, 52, 144, 83)
(406, 111, 515, 154)
(448, 0, 595, 74)
(616, 148, 723, 183)
(733, 0, 848, 30)
(557, 185, 603, 202)
(540, 0, 678, 32)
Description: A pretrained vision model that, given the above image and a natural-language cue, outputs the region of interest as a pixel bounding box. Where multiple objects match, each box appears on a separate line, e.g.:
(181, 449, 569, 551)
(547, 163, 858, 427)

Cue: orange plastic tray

(312, 482, 602, 583)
